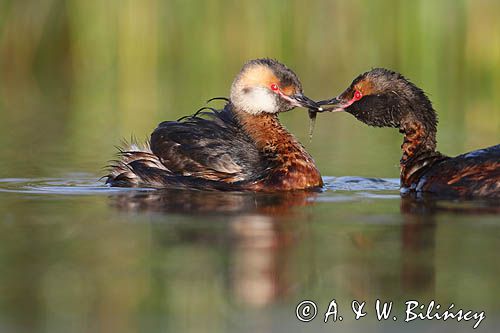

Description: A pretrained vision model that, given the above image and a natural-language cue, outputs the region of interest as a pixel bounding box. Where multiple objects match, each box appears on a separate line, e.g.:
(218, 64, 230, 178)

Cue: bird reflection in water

(110, 188, 318, 216)
(399, 194, 499, 295)
(110, 189, 318, 307)
(331, 194, 499, 302)
(109, 189, 499, 308)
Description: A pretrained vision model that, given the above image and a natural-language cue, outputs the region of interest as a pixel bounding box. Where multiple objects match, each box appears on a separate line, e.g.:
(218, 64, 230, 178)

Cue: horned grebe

(316, 68, 499, 198)
(106, 58, 323, 191)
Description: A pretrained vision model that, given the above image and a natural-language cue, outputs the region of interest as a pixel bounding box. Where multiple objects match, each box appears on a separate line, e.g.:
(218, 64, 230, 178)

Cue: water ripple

(0, 175, 154, 195)
(323, 176, 400, 191)
(0, 174, 400, 196)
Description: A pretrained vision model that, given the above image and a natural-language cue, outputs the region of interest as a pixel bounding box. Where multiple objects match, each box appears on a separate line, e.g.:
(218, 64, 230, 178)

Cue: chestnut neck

(233, 107, 323, 190)
(234, 108, 303, 153)
(398, 119, 445, 187)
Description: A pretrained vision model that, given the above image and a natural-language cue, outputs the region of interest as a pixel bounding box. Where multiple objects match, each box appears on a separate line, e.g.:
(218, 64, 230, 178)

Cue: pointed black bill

(292, 94, 321, 110)
(315, 97, 342, 112)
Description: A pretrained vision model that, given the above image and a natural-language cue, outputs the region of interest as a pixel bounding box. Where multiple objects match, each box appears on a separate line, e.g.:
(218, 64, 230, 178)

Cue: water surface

(0, 175, 498, 333)
(1, 1, 499, 332)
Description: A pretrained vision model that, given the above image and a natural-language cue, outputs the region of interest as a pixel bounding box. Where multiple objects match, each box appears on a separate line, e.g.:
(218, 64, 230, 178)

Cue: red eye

(353, 90, 362, 101)
(270, 83, 279, 91)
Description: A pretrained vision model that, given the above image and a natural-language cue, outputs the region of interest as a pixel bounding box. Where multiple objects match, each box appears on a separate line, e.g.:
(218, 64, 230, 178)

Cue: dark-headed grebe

(106, 58, 323, 191)
(317, 68, 499, 198)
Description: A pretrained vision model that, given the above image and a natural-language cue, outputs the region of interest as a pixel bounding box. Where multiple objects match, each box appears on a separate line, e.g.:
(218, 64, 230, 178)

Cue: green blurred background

(0, 2, 500, 333)
(0, 0, 498, 179)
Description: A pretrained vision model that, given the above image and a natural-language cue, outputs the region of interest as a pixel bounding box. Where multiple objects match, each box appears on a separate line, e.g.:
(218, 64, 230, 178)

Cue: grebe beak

(291, 93, 321, 110)
(315, 97, 344, 112)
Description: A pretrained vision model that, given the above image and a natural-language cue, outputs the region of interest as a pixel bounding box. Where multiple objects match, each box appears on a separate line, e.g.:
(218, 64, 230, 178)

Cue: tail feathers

(106, 142, 171, 187)
(105, 141, 246, 190)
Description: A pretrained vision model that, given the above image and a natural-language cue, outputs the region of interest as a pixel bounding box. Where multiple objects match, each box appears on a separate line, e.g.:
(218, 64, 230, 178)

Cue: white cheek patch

(239, 87, 278, 114)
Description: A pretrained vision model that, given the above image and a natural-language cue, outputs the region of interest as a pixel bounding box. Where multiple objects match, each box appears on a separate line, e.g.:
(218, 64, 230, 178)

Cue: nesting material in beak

(306, 97, 346, 140)
(307, 109, 317, 141)
(282, 94, 320, 141)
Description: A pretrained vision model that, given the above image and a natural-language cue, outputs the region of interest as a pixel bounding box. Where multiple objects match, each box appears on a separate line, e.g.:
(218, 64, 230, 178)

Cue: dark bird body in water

(317, 68, 500, 198)
(106, 59, 322, 191)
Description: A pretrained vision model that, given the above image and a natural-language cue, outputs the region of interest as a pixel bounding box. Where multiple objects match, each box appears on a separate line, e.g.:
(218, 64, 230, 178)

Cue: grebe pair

(106, 59, 500, 197)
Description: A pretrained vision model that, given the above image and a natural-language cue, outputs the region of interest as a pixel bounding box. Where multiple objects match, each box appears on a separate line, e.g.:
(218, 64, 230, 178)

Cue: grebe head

(318, 68, 437, 131)
(230, 58, 319, 114)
